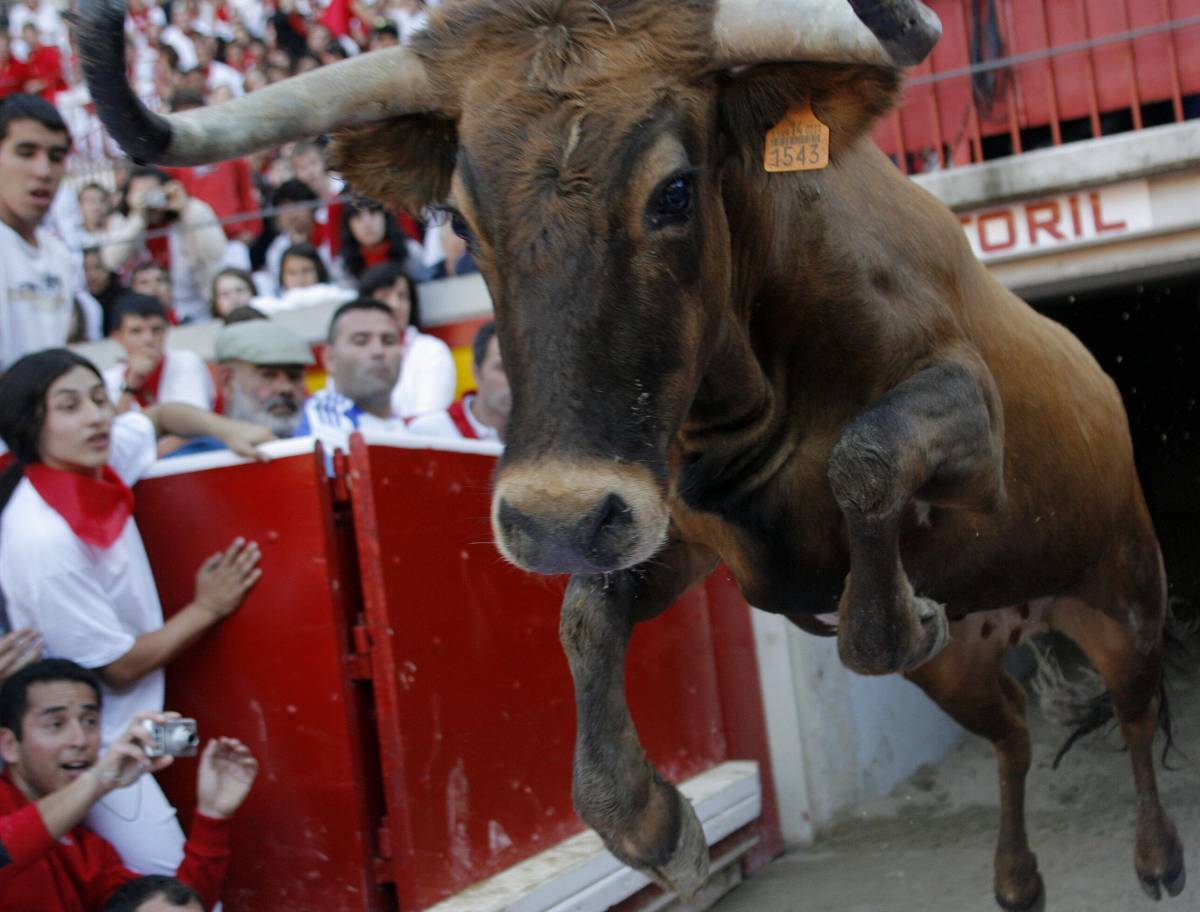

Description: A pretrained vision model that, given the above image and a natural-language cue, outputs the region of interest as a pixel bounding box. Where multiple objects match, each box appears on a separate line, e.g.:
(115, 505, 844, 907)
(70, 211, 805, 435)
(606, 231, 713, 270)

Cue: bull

(75, 1, 1186, 908)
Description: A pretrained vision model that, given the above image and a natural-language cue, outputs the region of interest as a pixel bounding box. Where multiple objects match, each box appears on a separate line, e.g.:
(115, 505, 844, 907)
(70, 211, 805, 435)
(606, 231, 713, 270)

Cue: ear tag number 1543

(764, 102, 829, 172)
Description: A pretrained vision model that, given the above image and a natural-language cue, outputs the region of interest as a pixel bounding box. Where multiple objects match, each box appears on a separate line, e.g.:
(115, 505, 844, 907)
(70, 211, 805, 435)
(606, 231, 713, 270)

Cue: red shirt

(166, 160, 263, 241)
(0, 58, 28, 97)
(24, 46, 66, 101)
(0, 773, 232, 911)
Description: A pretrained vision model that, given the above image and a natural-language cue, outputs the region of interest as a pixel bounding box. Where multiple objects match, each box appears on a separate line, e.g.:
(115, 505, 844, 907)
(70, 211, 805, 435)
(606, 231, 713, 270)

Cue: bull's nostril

(498, 498, 538, 539)
(580, 493, 633, 554)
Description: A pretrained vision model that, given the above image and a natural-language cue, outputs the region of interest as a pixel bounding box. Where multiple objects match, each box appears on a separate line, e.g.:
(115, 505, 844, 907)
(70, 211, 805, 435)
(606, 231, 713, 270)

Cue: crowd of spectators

(0, 2, 513, 907)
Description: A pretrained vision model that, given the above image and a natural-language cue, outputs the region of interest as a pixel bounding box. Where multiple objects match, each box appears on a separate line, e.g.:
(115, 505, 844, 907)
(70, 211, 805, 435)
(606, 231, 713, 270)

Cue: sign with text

(958, 180, 1153, 262)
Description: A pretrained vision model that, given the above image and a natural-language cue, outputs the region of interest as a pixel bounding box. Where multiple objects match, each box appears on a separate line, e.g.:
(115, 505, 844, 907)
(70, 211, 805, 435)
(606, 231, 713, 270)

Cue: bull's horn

(713, 0, 941, 69)
(75, 0, 435, 165)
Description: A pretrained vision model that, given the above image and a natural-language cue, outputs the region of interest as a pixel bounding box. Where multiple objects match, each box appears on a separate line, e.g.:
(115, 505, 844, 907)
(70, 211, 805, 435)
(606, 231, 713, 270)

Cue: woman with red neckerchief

(0, 349, 270, 881)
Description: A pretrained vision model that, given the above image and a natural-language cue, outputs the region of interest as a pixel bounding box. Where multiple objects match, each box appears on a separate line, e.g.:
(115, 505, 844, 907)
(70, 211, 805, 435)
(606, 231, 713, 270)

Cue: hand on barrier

(220, 419, 277, 461)
(194, 537, 262, 619)
(0, 628, 43, 683)
(195, 737, 259, 819)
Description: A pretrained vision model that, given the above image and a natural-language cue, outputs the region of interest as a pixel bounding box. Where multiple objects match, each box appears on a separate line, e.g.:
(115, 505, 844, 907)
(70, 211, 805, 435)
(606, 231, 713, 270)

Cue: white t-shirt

(408, 394, 502, 443)
(0, 221, 76, 371)
(390, 326, 457, 420)
(102, 349, 216, 411)
(0, 412, 163, 746)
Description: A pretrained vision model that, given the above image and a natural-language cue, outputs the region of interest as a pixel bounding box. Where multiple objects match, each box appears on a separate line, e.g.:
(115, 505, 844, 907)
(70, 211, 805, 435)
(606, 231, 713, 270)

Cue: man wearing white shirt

(0, 94, 75, 372)
(296, 299, 408, 449)
(409, 321, 509, 443)
(102, 293, 215, 414)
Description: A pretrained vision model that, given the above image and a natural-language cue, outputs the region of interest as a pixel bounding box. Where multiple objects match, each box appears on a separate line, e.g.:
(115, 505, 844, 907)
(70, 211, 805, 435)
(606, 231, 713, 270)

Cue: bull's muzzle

(492, 460, 670, 574)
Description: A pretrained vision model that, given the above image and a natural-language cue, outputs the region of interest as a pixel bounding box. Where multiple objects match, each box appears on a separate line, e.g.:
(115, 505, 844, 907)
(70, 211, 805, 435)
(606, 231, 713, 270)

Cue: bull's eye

(650, 175, 693, 228)
(450, 211, 472, 242)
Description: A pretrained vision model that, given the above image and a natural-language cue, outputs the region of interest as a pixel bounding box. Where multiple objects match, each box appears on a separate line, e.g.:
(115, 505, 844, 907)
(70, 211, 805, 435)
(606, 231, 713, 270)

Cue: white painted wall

(752, 612, 961, 844)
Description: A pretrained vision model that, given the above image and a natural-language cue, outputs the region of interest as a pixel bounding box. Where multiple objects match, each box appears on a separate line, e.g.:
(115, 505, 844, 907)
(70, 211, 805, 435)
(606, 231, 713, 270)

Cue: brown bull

(76, 0, 1186, 907)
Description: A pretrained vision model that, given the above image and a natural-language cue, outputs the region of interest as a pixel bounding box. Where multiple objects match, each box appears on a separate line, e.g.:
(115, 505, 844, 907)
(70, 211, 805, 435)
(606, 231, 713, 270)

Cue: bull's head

(77, 0, 939, 575)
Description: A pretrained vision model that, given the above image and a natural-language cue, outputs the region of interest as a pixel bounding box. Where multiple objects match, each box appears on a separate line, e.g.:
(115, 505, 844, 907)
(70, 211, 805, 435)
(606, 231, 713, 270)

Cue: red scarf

(24, 463, 134, 549)
(360, 240, 393, 271)
(127, 357, 165, 408)
(447, 397, 480, 440)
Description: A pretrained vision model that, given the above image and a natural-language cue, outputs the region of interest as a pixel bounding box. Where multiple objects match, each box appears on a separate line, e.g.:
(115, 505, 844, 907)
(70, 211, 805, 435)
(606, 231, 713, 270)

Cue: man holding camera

(101, 168, 228, 325)
(0, 659, 257, 910)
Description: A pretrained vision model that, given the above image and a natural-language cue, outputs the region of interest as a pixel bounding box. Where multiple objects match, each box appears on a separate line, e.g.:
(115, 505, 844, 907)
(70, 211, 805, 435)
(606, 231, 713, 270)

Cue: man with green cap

(213, 319, 316, 439)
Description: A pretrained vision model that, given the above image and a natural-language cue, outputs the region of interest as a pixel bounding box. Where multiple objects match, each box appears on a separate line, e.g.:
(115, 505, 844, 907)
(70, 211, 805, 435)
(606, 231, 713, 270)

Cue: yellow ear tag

(763, 102, 829, 172)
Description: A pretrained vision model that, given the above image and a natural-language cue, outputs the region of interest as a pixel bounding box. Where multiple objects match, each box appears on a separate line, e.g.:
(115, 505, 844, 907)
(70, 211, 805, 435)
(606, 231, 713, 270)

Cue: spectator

(214, 319, 314, 437)
(289, 140, 343, 258)
(223, 304, 268, 324)
(103, 293, 215, 414)
(388, 0, 429, 45)
(164, 91, 261, 264)
(80, 248, 125, 336)
(130, 260, 173, 311)
(17, 23, 65, 102)
(0, 33, 28, 97)
(7, 0, 67, 55)
(0, 659, 258, 909)
(279, 242, 328, 291)
(410, 320, 509, 442)
(296, 299, 407, 445)
(103, 876, 203, 912)
(210, 267, 257, 321)
(261, 179, 331, 291)
(0, 349, 268, 875)
(369, 22, 400, 50)
(102, 167, 228, 324)
(360, 262, 456, 419)
(339, 197, 407, 283)
(0, 94, 74, 372)
(77, 182, 112, 247)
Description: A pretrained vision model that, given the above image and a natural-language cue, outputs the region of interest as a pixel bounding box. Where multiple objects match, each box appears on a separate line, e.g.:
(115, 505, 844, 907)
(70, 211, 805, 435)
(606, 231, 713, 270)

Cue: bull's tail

(1031, 597, 1198, 770)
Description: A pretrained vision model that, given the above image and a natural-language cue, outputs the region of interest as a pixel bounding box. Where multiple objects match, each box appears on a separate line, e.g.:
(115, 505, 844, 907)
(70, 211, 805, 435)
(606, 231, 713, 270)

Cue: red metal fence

(875, 0, 1200, 173)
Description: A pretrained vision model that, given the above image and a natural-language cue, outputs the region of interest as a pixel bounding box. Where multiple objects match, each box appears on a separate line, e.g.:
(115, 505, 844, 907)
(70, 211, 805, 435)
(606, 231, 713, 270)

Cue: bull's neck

(675, 312, 791, 513)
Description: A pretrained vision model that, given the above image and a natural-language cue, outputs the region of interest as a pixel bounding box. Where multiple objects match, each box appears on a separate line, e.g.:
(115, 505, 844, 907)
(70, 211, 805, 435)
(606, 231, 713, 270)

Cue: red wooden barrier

(132, 436, 780, 910)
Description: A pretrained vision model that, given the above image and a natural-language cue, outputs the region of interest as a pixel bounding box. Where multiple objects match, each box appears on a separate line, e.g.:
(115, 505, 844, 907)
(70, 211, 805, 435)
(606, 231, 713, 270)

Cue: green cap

(214, 320, 315, 367)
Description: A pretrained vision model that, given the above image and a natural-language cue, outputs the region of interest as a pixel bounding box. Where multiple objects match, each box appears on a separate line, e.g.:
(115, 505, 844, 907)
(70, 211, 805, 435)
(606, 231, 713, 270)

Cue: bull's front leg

(560, 537, 718, 898)
(828, 348, 1006, 675)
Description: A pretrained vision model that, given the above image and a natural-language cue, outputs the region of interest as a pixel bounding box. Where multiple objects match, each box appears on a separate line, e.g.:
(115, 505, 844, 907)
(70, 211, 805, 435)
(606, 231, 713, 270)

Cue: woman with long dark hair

(0, 349, 269, 877)
(338, 198, 408, 282)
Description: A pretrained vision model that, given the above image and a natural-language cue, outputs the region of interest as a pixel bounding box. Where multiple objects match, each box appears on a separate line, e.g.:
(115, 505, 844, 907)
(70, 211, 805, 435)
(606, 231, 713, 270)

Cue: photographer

(101, 168, 228, 325)
(0, 659, 258, 910)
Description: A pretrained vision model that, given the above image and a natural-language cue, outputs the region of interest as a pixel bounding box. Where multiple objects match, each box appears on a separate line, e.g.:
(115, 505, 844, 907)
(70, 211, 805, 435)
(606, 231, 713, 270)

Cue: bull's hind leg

(906, 619, 1044, 911)
(560, 538, 718, 898)
(829, 348, 1005, 675)
(1050, 531, 1185, 901)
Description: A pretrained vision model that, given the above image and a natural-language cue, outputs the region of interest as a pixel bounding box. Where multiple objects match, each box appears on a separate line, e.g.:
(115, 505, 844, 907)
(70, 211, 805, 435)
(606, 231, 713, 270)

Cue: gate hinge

(348, 617, 372, 680)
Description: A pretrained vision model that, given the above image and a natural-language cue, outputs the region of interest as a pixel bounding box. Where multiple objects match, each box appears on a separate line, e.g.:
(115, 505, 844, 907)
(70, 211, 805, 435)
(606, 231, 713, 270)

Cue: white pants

(86, 773, 185, 875)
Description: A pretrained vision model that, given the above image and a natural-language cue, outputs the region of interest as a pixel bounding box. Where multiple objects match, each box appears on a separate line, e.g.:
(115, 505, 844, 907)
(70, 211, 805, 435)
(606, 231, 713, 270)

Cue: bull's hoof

(646, 791, 709, 899)
(1140, 859, 1186, 901)
(902, 595, 950, 671)
(996, 873, 1045, 912)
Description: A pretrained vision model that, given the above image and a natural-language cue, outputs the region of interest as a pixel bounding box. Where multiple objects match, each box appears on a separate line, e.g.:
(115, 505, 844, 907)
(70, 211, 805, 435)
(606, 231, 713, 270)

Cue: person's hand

(195, 737, 258, 819)
(163, 179, 189, 215)
(194, 537, 262, 619)
(220, 418, 276, 461)
(0, 629, 42, 683)
(88, 711, 177, 793)
(124, 348, 160, 390)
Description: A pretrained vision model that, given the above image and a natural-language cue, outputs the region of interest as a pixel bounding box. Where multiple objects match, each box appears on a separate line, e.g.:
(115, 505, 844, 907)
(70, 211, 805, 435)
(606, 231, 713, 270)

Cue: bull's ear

(329, 113, 459, 214)
(716, 63, 900, 169)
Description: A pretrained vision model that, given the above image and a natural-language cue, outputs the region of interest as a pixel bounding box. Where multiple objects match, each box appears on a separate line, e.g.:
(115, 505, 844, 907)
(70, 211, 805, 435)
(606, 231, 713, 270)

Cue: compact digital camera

(142, 718, 200, 758)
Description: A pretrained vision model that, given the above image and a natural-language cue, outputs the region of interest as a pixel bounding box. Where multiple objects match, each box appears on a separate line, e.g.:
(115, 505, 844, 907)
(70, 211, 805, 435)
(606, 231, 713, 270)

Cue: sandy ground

(714, 662, 1200, 912)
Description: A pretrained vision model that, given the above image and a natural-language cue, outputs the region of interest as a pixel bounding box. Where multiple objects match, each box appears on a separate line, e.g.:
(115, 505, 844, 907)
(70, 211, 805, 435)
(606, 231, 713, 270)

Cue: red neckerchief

(146, 234, 170, 269)
(447, 396, 480, 440)
(360, 240, 392, 270)
(127, 357, 165, 408)
(24, 463, 134, 549)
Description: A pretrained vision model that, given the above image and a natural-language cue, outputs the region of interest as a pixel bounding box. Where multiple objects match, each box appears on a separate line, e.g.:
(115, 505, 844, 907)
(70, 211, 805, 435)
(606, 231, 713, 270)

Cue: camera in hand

(142, 718, 200, 757)
(143, 189, 168, 210)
